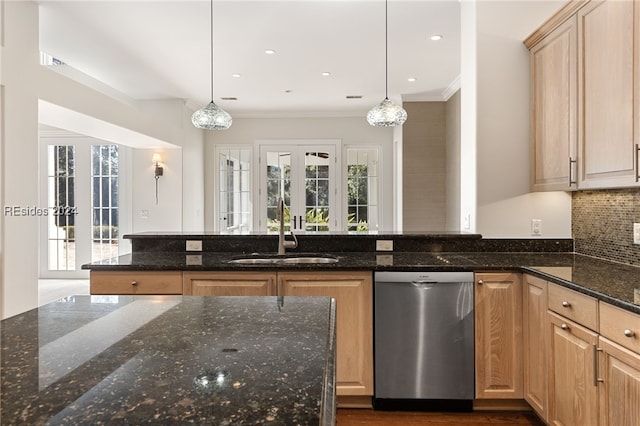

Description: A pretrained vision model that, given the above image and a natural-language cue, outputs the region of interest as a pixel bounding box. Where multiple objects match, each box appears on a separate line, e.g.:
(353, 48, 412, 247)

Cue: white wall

(204, 117, 395, 231)
(0, 1, 204, 318)
(473, 0, 571, 238)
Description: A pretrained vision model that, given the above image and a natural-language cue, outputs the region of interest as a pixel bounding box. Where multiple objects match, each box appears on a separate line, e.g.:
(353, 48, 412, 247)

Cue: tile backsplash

(572, 188, 640, 266)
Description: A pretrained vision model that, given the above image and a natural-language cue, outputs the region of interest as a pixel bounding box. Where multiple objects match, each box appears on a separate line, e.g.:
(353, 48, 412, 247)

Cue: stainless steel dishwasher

(374, 271, 474, 411)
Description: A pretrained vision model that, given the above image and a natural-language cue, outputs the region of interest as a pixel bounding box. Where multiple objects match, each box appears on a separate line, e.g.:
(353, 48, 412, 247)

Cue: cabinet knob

(477, 280, 483, 286)
(624, 329, 635, 338)
(131, 280, 138, 286)
(561, 323, 570, 330)
(561, 301, 571, 308)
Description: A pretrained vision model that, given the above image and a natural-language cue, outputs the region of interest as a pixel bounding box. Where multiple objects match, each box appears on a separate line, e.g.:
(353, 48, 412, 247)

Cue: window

(259, 143, 338, 233)
(40, 134, 127, 278)
(91, 145, 119, 262)
(47, 145, 76, 270)
(217, 147, 251, 233)
(213, 142, 382, 233)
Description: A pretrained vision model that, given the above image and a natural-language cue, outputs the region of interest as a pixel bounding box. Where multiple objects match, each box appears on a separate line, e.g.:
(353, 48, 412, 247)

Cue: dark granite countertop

(84, 251, 640, 315)
(1, 296, 337, 425)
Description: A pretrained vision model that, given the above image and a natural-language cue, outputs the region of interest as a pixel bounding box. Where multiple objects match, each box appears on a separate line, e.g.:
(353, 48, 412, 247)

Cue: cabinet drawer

(90, 271, 183, 295)
(599, 302, 640, 354)
(548, 283, 598, 331)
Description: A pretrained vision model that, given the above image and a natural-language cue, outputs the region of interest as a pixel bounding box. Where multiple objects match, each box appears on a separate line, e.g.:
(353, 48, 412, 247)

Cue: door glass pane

(91, 145, 119, 262)
(218, 148, 251, 234)
(305, 151, 330, 232)
(266, 151, 291, 232)
(47, 145, 76, 270)
(347, 148, 378, 231)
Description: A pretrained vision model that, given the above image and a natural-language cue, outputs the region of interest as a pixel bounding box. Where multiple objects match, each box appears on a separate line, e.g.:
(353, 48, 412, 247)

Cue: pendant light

(366, 0, 407, 127)
(191, 0, 232, 130)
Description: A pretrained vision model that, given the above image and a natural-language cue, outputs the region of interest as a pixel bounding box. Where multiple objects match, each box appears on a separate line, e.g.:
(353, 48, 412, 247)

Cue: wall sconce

(152, 153, 164, 205)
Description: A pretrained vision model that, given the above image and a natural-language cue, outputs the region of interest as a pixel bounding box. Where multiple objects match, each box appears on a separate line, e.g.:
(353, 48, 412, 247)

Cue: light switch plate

(186, 240, 203, 251)
(531, 219, 542, 236)
(633, 223, 640, 245)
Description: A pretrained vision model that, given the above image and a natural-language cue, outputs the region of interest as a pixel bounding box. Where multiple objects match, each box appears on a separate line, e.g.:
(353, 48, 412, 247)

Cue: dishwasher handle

(411, 279, 438, 286)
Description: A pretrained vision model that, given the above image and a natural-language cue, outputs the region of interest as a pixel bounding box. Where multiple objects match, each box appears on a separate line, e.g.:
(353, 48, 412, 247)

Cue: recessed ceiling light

(408, 77, 417, 82)
(220, 97, 238, 101)
(285, 90, 293, 93)
(265, 49, 276, 55)
(232, 73, 241, 78)
(346, 95, 363, 99)
(321, 72, 331, 77)
(430, 35, 443, 41)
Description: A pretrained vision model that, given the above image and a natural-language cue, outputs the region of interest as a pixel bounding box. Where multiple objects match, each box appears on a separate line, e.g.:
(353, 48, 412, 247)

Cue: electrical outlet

(633, 223, 640, 245)
(531, 219, 542, 236)
(376, 240, 393, 251)
(140, 209, 149, 219)
(186, 240, 203, 251)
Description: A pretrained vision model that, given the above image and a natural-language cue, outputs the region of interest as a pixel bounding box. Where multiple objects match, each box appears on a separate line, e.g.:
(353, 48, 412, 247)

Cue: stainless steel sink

(279, 256, 339, 264)
(228, 254, 338, 265)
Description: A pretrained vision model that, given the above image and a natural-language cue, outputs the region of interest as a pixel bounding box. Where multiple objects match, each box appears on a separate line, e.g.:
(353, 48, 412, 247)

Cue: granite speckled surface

(1, 296, 337, 425)
(84, 251, 640, 314)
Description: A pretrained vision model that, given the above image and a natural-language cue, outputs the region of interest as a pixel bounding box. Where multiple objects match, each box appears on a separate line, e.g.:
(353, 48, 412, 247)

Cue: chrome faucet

(277, 197, 298, 255)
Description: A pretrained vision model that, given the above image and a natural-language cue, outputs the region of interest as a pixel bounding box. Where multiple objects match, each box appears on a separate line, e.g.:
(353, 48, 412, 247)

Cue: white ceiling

(38, 0, 461, 118)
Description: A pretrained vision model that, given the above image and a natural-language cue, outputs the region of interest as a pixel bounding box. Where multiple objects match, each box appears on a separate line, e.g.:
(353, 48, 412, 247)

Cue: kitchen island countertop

(0, 295, 337, 425)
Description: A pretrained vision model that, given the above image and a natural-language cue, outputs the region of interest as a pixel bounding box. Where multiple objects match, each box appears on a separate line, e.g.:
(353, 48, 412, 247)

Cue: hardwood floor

(336, 409, 545, 426)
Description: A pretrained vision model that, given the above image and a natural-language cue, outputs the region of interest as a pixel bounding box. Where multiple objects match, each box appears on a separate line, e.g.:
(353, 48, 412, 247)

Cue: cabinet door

(182, 272, 276, 296)
(578, 0, 639, 188)
(278, 271, 373, 398)
(523, 275, 549, 421)
(530, 15, 578, 191)
(548, 311, 598, 426)
(598, 337, 640, 426)
(474, 272, 523, 399)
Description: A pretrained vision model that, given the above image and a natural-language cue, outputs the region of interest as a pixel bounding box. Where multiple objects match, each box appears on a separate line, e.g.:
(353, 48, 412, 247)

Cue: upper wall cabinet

(529, 15, 578, 191)
(526, 0, 640, 191)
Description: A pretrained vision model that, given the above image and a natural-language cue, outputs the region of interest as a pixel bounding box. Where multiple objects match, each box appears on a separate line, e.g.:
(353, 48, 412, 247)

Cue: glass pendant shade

(191, 101, 232, 130)
(366, 97, 407, 127)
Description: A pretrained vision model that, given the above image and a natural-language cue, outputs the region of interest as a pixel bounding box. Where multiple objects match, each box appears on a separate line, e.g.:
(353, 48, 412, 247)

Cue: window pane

(92, 145, 119, 262)
(48, 145, 76, 270)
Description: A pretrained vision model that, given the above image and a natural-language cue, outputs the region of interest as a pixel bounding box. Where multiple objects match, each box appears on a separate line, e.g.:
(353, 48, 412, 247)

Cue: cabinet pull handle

(593, 345, 604, 386)
(635, 144, 640, 182)
(131, 280, 138, 286)
(561, 301, 571, 308)
(561, 323, 569, 330)
(569, 157, 577, 186)
(477, 280, 483, 286)
(624, 329, 636, 338)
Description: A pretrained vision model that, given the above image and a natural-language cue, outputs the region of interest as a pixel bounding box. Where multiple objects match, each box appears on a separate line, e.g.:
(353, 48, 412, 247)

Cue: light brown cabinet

(547, 311, 599, 426)
(182, 271, 276, 296)
(529, 15, 578, 191)
(526, 0, 640, 191)
(278, 271, 373, 403)
(523, 274, 549, 421)
(90, 270, 182, 295)
(577, 0, 639, 188)
(597, 337, 640, 426)
(474, 272, 523, 400)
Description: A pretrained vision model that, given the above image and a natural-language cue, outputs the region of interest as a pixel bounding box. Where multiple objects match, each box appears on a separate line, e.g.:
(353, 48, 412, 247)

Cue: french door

(258, 142, 339, 233)
(39, 135, 126, 278)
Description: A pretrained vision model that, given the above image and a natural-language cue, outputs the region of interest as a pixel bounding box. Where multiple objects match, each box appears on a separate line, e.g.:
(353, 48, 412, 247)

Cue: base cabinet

(278, 271, 373, 399)
(523, 274, 549, 422)
(90, 271, 182, 295)
(547, 311, 599, 426)
(598, 337, 640, 426)
(182, 272, 276, 296)
(474, 272, 523, 399)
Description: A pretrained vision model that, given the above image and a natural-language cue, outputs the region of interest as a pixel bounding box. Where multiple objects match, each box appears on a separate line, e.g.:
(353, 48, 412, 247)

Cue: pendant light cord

(385, 0, 388, 99)
(209, 0, 214, 102)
